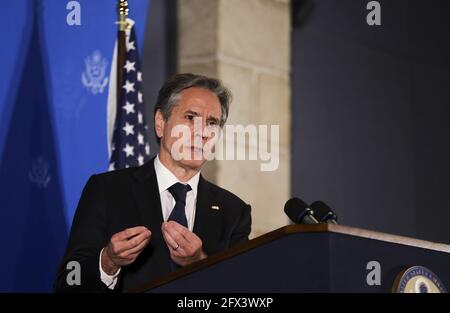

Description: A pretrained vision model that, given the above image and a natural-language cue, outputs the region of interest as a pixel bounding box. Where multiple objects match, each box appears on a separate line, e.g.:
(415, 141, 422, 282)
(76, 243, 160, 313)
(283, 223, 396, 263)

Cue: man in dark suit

(54, 73, 251, 292)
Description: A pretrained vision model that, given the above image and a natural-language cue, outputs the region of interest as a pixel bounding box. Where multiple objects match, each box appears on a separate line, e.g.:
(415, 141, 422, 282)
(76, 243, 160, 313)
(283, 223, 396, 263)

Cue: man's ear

(155, 109, 165, 140)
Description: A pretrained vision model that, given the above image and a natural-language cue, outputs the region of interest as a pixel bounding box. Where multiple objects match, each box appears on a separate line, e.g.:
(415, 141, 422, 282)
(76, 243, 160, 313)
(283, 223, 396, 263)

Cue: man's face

(156, 87, 222, 170)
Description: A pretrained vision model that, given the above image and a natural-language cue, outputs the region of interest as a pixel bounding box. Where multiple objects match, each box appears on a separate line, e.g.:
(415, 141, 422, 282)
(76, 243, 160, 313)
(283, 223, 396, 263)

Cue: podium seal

(393, 266, 447, 293)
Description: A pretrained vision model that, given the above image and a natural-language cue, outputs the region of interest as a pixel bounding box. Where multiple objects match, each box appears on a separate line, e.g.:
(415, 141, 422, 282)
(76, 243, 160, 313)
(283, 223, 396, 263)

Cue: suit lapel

(132, 158, 164, 230)
(130, 158, 172, 276)
(193, 175, 223, 251)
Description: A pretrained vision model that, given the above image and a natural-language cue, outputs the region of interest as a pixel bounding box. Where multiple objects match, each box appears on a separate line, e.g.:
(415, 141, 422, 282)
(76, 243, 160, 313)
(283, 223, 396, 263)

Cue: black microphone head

(310, 201, 338, 223)
(284, 198, 317, 224)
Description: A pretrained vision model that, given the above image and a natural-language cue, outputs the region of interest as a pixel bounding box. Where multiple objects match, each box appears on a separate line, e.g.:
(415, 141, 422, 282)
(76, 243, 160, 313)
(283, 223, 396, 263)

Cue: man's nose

(192, 118, 208, 135)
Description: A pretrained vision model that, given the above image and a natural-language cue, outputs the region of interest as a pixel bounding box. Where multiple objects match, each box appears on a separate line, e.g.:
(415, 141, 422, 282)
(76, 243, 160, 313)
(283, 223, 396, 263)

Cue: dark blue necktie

(167, 182, 192, 228)
(167, 182, 191, 271)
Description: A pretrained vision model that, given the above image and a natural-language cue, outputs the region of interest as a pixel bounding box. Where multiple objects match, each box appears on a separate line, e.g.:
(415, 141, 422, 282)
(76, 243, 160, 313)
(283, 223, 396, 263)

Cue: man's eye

(208, 121, 218, 126)
(185, 115, 194, 120)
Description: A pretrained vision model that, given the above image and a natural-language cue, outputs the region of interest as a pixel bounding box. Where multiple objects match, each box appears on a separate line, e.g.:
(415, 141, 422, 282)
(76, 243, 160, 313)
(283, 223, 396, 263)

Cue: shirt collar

(154, 154, 200, 196)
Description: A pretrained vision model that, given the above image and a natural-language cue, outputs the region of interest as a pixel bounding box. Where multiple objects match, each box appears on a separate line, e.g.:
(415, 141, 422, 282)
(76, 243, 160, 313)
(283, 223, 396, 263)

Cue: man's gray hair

(154, 73, 232, 128)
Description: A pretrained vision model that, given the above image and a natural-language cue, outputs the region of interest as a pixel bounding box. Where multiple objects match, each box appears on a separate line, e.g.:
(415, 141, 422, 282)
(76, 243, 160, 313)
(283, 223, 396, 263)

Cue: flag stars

(137, 133, 144, 145)
(124, 60, 136, 73)
(122, 122, 135, 136)
(137, 154, 144, 166)
(110, 25, 149, 169)
(123, 144, 134, 157)
(122, 101, 135, 115)
(123, 80, 135, 94)
(126, 40, 136, 52)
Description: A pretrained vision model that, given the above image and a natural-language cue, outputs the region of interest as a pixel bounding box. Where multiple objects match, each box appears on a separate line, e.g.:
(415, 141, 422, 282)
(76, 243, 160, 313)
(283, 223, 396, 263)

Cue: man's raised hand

(101, 226, 151, 275)
(161, 221, 207, 267)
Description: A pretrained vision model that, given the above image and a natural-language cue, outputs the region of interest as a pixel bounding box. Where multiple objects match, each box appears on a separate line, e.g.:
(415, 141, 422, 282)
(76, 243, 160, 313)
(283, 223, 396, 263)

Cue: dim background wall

(291, 0, 450, 244)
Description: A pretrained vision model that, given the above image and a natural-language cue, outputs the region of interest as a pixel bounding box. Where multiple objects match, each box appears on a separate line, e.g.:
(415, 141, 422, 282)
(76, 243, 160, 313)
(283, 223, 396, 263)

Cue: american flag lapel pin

(211, 205, 220, 211)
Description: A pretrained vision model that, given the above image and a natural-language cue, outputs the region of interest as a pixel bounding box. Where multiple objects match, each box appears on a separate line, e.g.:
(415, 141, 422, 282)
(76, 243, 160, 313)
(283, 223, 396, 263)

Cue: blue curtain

(0, 0, 150, 292)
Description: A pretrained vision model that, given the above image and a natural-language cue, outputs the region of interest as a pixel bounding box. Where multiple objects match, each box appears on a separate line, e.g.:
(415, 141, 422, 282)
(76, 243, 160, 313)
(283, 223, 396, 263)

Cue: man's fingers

(165, 221, 190, 237)
(162, 222, 201, 255)
(162, 222, 192, 249)
(163, 221, 191, 243)
(180, 228, 200, 243)
(165, 221, 201, 247)
(114, 226, 149, 241)
(161, 225, 179, 250)
(162, 225, 191, 256)
(169, 228, 189, 250)
(122, 228, 151, 251)
(110, 227, 150, 256)
(161, 222, 207, 267)
(123, 236, 151, 257)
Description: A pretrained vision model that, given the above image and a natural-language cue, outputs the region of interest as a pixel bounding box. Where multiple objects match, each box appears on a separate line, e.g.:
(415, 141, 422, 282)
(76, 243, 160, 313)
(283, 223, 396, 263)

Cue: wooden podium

(131, 224, 450, 292)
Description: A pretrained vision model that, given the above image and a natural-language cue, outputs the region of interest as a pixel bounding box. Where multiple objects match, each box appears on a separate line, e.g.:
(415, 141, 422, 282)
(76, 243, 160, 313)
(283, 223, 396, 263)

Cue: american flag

(109, 23, 150, 170)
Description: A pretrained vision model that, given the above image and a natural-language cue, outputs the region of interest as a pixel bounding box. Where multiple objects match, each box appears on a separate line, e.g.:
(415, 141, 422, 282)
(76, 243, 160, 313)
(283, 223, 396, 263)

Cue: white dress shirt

(100, 155, 200, 289)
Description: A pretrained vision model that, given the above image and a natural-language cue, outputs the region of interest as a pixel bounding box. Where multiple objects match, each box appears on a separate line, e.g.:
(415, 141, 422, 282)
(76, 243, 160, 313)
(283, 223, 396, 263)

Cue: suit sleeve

(230, 203, 252, 246)
(54, 175, 112, 293)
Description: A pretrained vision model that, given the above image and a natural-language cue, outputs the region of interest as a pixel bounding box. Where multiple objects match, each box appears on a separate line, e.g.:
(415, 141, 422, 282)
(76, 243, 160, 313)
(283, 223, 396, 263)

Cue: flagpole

(117, 0, 128, 105)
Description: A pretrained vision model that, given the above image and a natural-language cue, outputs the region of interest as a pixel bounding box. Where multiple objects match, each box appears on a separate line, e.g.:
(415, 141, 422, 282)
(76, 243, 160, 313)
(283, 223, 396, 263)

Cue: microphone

(284, 198, 319, 224)
(310, 201, 338, 224)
